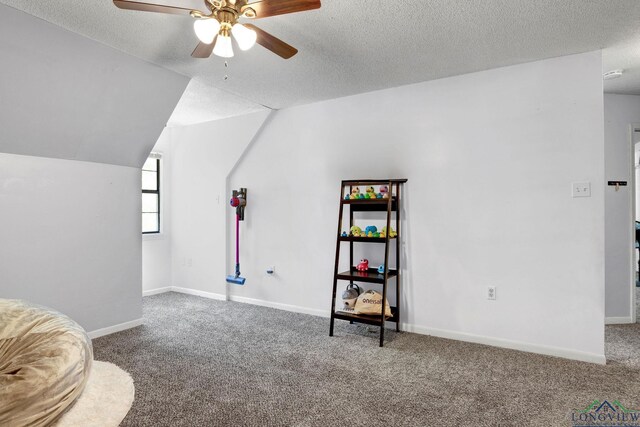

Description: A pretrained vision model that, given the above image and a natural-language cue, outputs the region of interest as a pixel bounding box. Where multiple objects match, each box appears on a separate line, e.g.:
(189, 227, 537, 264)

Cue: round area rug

(54, 361, 135, 427)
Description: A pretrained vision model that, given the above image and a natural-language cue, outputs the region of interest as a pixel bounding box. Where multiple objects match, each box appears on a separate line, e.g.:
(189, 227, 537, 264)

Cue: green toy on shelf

(380, 226, 397, 238)
(365, 186, 376, 199)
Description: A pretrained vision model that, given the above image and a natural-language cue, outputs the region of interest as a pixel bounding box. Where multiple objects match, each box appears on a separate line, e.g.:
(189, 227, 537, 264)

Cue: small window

(142, 156, 160, 234)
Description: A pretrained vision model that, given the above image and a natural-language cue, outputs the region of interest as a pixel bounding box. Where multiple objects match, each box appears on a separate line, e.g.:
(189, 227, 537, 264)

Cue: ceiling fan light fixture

(232, 23, 257, 50)
(112, 0, 321, 60)
(213, 33, 234, 58)
(241, 7, 256, 18)
(194, 18, 220, 44)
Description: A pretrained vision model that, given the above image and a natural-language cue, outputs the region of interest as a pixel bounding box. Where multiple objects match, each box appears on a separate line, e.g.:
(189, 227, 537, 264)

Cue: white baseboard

(143, 287, 172, 297)
(140, 287, 606, 364)
(143, 285, 326, 317)
(87, 318, 143, 339)
(171, 286, 227, 301)
(227, 295, 605, 364)
(142, 286, 226, 300)
(228, 295, 330, 318)
(401, 323, 606, 365)
(605, 316, 634, 325)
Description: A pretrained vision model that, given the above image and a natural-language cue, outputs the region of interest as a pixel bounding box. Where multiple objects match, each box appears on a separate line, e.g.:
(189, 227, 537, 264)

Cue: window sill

(143, 233, 165, 242)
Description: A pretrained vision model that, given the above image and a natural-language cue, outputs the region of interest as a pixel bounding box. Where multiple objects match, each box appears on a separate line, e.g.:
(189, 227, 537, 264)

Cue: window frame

(142, 157, 161, 235)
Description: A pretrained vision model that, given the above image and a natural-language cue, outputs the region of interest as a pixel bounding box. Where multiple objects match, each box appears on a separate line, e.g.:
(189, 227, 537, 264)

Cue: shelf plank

(339, 236, 396, 243)
(341, 179, 408, 186)
(341, 197, 395, 205)
(336, 267, 397, 284)
(333, 306, 398, 325)
(342, 198, 398, 212)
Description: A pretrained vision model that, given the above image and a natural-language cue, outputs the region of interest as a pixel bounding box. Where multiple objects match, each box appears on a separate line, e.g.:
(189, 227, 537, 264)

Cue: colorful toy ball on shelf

(341, 231, 348, 237)
(344, 194, 350, 200)
(376, 193, 383, 199)
(364, 193, 371, 199)
(377, 264, 385, 274)
(350, 187, 361, 199)
(359, 193, 365, 199)
(364, 225, 377, 235)
(356, 259, 369, 271)
(350, 226, 362, 237)
(379, 185, 389, 199)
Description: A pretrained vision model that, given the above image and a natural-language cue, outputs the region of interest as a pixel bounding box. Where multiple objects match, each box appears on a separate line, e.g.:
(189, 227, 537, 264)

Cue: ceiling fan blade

(192, 39, 216, 58)
(113, 0, 197, 15)
(244, 24, 298, 59)
(242, 0, 320, 19)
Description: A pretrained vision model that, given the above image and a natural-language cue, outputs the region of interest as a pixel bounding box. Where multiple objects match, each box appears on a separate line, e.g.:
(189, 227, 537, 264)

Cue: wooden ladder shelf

(329, 179, 407, 347)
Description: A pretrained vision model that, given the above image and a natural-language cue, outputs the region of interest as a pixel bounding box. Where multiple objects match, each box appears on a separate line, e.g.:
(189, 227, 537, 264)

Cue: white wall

(0, 154, 142, 332)
(635, 141, 640, 222)
(0, 6, 188, 334)
(0, 4, 188, 168)
(603, 93, 640, 321)
(225, 51, 605, 362)
(142, 129, 173, 293)
(169, 111, 271, 295)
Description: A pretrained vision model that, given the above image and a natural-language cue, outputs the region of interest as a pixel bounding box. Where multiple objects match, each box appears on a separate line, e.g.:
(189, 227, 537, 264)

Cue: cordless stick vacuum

(226, 188, 247, 285)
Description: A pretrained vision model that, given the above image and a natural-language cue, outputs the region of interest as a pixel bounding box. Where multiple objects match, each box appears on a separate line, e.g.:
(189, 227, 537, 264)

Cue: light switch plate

(572, 182, 591, 198)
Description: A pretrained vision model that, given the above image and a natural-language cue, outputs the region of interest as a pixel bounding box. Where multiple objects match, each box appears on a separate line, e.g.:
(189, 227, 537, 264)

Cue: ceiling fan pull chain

(224, 60, 229, 81)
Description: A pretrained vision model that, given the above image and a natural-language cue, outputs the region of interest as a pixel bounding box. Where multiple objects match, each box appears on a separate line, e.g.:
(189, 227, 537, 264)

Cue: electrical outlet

(572, 182, 591, 198)
(487, 286, 496, 300)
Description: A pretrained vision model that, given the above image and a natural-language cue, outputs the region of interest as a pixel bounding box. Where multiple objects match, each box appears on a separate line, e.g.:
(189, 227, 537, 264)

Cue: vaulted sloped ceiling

(0, 5, 189, 168)
(4, 0, 640, 110)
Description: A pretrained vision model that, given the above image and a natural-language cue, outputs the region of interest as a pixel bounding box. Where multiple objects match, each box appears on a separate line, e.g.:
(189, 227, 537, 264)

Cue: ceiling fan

(113, 0, 321, 59)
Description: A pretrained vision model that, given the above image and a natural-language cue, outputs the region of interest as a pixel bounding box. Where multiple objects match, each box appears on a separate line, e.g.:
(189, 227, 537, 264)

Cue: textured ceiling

(166, 78, 267, 126)
(602, 37, 640, 96)
(2, 0, 640, 121)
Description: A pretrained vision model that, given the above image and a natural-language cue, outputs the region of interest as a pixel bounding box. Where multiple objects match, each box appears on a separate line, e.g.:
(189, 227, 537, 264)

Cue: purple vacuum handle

(235, 213, 240, 277)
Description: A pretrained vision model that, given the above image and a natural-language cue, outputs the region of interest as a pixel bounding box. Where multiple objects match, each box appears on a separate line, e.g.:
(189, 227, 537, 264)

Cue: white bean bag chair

(0, 299, 93, 427)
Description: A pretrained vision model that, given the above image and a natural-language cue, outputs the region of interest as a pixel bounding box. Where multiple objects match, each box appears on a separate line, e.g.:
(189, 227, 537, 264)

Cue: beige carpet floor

(604, 286, 640, 368)
(93, 292, 640, 427)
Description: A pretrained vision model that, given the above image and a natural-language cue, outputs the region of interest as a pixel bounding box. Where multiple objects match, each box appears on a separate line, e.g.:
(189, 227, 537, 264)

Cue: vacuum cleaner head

(226, 275, 246, 285)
